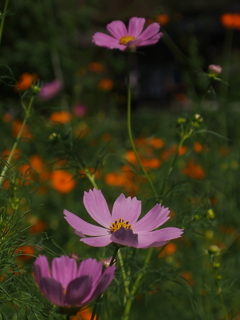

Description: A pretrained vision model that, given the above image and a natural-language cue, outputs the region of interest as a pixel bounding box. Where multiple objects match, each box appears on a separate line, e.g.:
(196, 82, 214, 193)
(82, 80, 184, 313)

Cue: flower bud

(208, 245, 220, 255)
(206, 209, 215, 220)
(208, 64, 222, 77)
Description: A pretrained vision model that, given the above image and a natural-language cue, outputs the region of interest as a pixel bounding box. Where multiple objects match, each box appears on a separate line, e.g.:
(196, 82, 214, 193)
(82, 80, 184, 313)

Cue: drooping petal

(128, 17, 145, 37)
(65, 276, 92, 306)
(85, 266, 115, 303)
(133, 204, 170, 232)
(92, 32, 125, 50)
(138, 22, 161, 41)
(80, 235, 112, 247)
(64, 209, 108, 236)
(52, 256, 77, 288)
(137, 227, 183, 248)
(40, 277, 65, 306)
(110, 227, 138, 247)
(33, 255, 51, 285)
(106, 20, 127, 39)
(83, 189, 112, 227)
(111, 194, 141, 223)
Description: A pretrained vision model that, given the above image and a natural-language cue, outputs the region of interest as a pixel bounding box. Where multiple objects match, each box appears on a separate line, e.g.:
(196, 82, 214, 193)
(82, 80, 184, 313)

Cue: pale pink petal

(111, 194, 141, 223)
(138, 22, 161, 41)
(136, 33, 163, 47)
(110, 227, 138, 247)
(64, 209, 108, 236)
(83, 189, 112, 227)
(77, 258, 102, 287)
(52, 256, 77, 288)
(128, 17, 145, 37)
(137, 228, 183, 248)
(106, 20, 127, 38)
(92, 32, 125, 50)
(40, 277, 65, 306)
(65, 276, 92, 306)
(133, 204, 170, 232)
(80, 235, 112, 247)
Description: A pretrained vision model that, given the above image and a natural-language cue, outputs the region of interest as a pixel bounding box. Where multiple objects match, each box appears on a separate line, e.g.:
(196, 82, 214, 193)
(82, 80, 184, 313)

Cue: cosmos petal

(111, 194, 141, 223)
(106, 20, 128, 38)
(133, 203, 170, 232)
(138, 22, 161, 40)
(64, 209, 108, 236)
(92, 32, 125, 50)
(52, 256, 77, 288)
(40, 277, 65, 306)
(128, 17, 146, 37)
(65, 276, 92, 306)
(137, 228, 183, 248)
(34, 255, 51, 285)
(80, 235, 112, 247)
(83, 189, 112, 227)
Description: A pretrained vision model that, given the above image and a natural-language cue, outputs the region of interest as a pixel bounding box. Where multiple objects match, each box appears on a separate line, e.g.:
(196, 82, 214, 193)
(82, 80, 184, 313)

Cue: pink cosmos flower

(39, 79, 62, 100)
(33, 255, 115, 308)
(64, 189, 183, 248)
(92, 17, 163, 51)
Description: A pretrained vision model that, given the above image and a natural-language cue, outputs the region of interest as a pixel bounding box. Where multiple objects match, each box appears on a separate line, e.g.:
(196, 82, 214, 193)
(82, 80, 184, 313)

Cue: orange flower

(1, 148, 21, 160)
(124, 150, 137, 164)
(141, 158, 161, 170)
(178, 145, 187, 156)
(72, 306, 97, 320)
(156, 14, 170, 26)
(15, 73, 37, 91)
(29, 155, 49, 181)
(148, 137, 165, 149)
(12, 120, 33, 139)
(29, 216, 45, 234)
(50, 111, 72, 124)
(2, 113, 13, 123)
(98, 78, 113, 91)
(193, 142, 203, 153)
(160, 144, 187, 161)
(221, 13, 240, 29)
(158, 242, 177, 258)
(16, 245, 35, 261)
(88, 62, 105, 73)
(51, 170, 76, 193)
(182, 160, 205, 179)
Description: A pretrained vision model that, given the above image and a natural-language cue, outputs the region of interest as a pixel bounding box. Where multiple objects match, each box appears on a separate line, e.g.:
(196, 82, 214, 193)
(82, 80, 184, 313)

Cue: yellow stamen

(119, 35, 136, 45)
(109, 218, 133, 233)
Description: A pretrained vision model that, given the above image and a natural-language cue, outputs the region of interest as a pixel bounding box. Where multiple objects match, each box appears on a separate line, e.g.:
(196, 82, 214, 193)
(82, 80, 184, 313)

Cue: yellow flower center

(119, 35, 136, 45)
(109, 218, 133, 233)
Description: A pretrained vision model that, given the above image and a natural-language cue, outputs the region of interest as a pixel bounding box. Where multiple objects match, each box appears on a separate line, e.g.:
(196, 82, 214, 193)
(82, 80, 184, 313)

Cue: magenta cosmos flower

(39, 79, 62, 100)
(64, 189, 183, 248)
(92, 17, 163, 51)
(34, 255, 115, 307)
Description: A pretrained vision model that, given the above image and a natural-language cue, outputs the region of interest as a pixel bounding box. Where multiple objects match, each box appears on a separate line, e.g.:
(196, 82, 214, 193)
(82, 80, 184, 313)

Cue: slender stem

(126, 54, 158, 201)
(0, 0, 10, 47)
(218, 287, 228, 320)
(122, 247, 153, 320)
(0, 96, 34, 187)
(84, 169, 98, 189)
(117, 250, 130, 303)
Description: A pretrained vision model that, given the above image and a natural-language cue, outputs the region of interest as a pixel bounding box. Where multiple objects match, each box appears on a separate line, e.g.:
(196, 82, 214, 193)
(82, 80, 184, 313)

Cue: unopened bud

(206, 209, 215, 220)
(177, 117, 186, 124)
(31, 85, 41, 94)
(208, 245, 220, 255)
(194, 114, 203, 122)
(213, 261, 220, 269)
(208, 64, 222, 77)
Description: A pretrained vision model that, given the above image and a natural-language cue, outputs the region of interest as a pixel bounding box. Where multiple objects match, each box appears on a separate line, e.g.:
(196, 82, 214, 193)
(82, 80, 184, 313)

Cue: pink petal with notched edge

(65, 276, 92, 306)
(106, 20, 127, 38)
(83, 189, 112, 228)
(86, 266, 115, 303)
(80, 235, 112, 247)
(138, 22, 161, 40)
(40, 277, 65, 306)
(128, 17, 145, 37)
(92, 32, 124, 50)
(111, 194, 141, 223)
(33, 256, 51, 285)
(110, 227, 138, 247)
(137, 227, 184, 248)
(133, 204, 170, 232)
(52, 256, 77, 289)
(64, 209, 108, 236)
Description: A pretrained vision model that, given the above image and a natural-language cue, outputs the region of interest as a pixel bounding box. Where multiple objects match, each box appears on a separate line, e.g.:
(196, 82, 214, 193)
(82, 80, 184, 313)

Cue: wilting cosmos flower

(33, 255, 115, 308)
(64, 189, 183, 248)
(39, 79, 62, 100)
(92, 17, 163, 51)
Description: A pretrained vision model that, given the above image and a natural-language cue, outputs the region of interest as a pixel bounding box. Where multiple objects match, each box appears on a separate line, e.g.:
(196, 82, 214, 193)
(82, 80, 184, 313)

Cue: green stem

(117, 249, 130, 303)
(0, 0, 10, 47)
(84, 169, 99, 189)
(0, 96, 34, 187)
(126, 54, 158, 201)
(122, 247, 153, 320)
